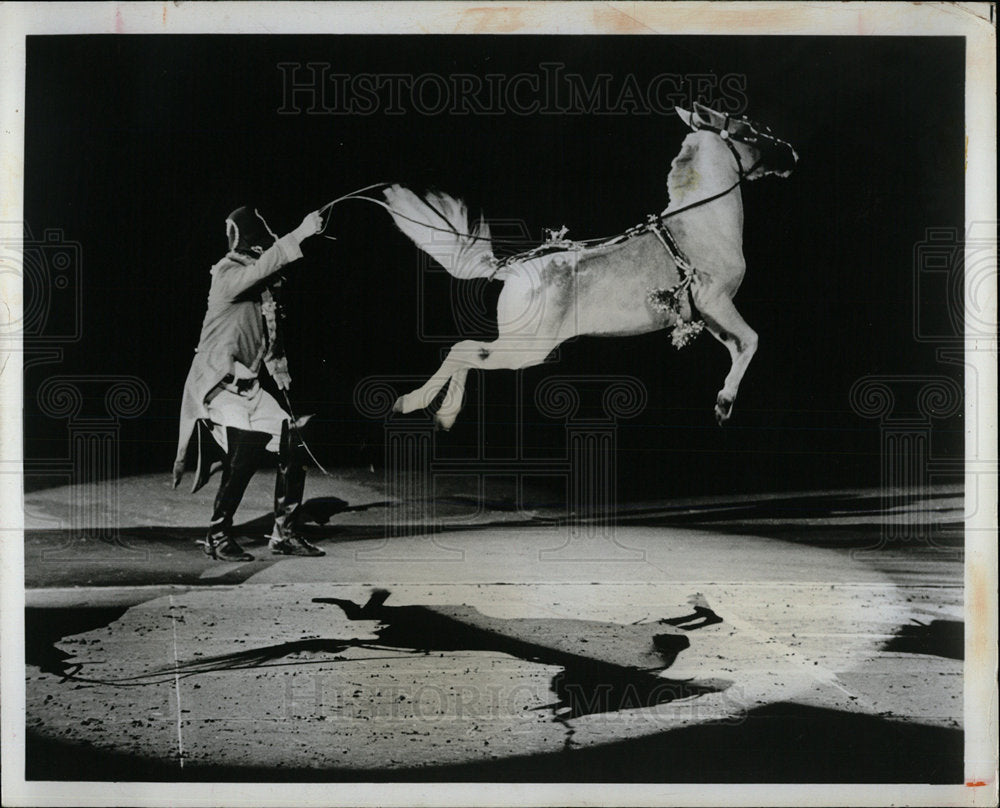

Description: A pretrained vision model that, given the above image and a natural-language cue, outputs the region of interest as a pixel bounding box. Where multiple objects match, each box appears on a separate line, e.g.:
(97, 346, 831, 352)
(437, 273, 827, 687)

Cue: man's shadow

(236, 496, 393, 537)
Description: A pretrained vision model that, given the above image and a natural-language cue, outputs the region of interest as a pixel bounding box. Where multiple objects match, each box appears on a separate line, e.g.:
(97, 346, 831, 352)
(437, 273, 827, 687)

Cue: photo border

(1, 3, 995, 806)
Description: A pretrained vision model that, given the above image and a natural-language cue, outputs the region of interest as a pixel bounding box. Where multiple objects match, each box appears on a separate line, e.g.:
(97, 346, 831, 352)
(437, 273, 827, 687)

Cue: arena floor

(20, 473, 964, 783)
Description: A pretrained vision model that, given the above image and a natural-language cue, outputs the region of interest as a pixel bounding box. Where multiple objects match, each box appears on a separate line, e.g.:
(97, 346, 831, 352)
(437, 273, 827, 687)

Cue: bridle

(690, 113, 761, 180)
(688, 111, 796, 184)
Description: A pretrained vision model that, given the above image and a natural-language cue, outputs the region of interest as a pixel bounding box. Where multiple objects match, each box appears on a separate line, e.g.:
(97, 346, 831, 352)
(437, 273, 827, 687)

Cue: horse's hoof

(714, 396, 733, 425)
(392, 396, 405, 413)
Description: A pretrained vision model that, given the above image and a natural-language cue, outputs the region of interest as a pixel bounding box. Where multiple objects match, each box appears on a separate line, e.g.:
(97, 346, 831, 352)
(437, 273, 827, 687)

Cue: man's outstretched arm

(214, 210, 324, 299)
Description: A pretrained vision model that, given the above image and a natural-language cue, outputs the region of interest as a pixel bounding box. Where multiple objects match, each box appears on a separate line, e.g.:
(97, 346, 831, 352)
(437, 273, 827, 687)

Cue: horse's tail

(382, 184, 495, 280)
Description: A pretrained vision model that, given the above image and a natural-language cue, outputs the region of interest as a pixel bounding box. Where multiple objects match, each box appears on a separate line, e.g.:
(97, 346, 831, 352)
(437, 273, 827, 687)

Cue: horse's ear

(675, 106, 695, 129)
(692, 101, 712, 118)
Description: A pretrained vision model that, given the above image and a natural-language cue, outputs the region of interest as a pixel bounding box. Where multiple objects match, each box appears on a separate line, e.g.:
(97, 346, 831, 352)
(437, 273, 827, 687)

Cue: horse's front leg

(693, 290, 759, 425)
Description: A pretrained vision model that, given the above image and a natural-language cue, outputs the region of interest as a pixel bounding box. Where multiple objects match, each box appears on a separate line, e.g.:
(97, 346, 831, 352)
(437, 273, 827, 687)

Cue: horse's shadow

(157, 590, 731, 721)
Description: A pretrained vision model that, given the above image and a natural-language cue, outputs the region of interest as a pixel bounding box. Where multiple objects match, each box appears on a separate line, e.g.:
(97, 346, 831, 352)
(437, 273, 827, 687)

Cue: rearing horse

(384, 103, 798, 429)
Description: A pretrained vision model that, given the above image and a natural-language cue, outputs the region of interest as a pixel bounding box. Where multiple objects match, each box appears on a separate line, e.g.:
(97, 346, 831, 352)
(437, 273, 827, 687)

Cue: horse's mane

(665, 134, 702, 207)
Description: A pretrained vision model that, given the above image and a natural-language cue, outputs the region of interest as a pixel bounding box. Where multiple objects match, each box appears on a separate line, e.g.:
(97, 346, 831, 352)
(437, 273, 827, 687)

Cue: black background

(23, 35, 965, 498)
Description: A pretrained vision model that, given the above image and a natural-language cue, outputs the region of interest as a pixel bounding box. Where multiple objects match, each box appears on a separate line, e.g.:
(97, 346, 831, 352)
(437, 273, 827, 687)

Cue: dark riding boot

(201, 427, 270, 562)
(269, 419, 325, 557)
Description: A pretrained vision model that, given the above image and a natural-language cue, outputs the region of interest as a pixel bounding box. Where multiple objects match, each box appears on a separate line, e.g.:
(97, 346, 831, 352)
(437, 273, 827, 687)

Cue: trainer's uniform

(172, 206, 325, 562)
(173, 234, 302, 473)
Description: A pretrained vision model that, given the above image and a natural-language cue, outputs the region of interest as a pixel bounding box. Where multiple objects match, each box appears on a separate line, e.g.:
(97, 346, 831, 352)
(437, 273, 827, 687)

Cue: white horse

(384, 103, 798, 429)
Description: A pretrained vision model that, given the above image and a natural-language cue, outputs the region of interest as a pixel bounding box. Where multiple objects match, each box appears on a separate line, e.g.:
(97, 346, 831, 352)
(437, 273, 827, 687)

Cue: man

(173, 205, 325, 561)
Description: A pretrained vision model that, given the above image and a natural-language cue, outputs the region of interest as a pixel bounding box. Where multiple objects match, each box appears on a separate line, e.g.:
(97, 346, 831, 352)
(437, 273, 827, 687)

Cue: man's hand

(291, 210, 324, 244)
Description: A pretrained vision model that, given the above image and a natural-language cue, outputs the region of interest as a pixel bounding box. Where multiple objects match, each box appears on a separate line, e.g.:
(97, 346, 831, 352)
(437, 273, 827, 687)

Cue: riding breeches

(205, 377, 288, 454)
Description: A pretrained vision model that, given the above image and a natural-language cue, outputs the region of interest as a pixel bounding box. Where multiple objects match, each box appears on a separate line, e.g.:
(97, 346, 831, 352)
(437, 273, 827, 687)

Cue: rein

(315, 134, 754, 253)
(546, 135, 755, 260)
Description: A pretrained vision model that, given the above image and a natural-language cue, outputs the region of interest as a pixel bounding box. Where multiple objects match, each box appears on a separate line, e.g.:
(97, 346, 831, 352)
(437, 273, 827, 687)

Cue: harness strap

(646, 215, 694, 275)
(644, 215, 703, 347)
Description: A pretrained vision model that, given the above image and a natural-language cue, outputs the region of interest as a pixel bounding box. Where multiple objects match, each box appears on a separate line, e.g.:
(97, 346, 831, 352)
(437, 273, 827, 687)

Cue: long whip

(280, 388, 334, 478)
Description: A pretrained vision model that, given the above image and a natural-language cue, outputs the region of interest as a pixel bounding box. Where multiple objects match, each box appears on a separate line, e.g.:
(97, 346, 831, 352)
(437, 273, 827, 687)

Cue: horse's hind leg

(392, 342, 498, 418)
(433, 367, 470, 429)
(694, 293, 758, 425)
(394, 337, 560, 429)
(434, 337, 561, 429)
(393, 361, 458, 414)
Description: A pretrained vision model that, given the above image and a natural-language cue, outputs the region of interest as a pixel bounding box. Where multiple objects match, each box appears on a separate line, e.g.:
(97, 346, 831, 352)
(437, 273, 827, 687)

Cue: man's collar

(226, 250, 254, 266)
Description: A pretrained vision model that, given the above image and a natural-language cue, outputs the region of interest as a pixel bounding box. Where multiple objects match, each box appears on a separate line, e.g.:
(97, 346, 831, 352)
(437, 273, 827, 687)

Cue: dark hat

(225, 206, 277, 256)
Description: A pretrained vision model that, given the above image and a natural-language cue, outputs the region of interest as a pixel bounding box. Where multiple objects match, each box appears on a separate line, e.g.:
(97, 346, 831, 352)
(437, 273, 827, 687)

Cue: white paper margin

(1, 3, 995, 806)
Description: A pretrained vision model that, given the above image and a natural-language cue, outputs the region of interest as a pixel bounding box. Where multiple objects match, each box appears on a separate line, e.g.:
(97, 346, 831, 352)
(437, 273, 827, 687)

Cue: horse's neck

(664, 133, 746, 272)
(665, 132, 742, 214)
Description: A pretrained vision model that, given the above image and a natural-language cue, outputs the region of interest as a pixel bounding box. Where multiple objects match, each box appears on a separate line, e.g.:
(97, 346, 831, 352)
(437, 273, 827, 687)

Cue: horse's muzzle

(766, 141, 799, 176)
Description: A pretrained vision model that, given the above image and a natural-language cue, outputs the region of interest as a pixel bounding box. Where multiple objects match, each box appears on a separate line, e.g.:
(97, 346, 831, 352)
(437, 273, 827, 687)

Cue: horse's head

(676, 102, 798, 180)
